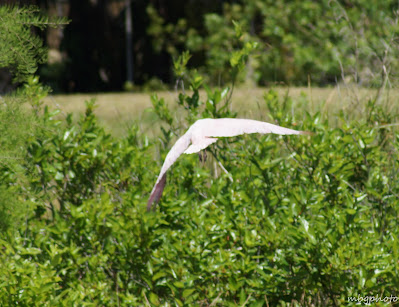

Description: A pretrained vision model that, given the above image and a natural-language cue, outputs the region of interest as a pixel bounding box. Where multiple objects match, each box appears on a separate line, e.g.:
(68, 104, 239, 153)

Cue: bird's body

(147, 118, 311, 211)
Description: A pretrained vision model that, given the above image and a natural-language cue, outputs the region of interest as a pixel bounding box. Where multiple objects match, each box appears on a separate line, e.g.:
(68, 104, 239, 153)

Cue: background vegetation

(2, 0, 399, 92)
(1, 3, 399, 306)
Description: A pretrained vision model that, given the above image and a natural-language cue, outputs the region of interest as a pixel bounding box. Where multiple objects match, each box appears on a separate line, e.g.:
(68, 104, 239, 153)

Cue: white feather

(147, 118, 310, 211)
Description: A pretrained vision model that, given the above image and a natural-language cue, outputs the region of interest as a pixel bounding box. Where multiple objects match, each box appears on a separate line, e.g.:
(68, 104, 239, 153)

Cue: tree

(0, 5, 68, 84)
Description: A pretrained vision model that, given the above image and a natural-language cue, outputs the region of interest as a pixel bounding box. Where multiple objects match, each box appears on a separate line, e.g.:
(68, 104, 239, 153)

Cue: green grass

(45, 86, 396, 137)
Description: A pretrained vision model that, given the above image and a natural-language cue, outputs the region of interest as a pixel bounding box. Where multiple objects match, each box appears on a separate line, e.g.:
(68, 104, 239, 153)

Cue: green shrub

(1, 85, 399, 305)
(0, 77, 49, 232)
(1, 20, 399, 304)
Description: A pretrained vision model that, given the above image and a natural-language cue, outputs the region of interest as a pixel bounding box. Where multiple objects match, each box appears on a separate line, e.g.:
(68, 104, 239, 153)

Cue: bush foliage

(1, 72, 399, 307)
(1, 8, 399, 306)
(147, 0, 399, 87)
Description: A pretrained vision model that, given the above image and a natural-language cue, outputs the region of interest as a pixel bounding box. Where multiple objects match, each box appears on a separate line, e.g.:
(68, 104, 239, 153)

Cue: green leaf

(174, 281, 185, 288)
(152, 271, 167, 281)
(182, 289, 195, 298)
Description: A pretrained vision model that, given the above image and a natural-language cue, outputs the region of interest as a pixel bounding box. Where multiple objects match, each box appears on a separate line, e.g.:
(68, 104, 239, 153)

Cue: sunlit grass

(44, 85, 396, 136)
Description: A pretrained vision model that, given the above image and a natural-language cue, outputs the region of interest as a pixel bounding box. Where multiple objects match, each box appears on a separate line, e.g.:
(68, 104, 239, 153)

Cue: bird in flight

(147, 118, 311, 211)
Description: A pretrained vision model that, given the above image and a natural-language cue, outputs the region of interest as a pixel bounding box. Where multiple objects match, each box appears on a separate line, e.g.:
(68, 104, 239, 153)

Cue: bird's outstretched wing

(199, 118, 310, 138)
(148, 118, 312, 211)
(147, 173, 166, 211)
(147, 132, 191, 211)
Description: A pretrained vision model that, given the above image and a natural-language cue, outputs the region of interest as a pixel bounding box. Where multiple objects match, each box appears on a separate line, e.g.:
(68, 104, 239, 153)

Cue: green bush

(0, 77, 49, 232)
(147, 0, 399, 86)
(140, 86, 399, 305)
(1, 14, 399, 304)
(2, 75, 399, 306)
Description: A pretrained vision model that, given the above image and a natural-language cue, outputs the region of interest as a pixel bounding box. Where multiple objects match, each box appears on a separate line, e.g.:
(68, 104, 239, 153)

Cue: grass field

(44, 85, 393, 136)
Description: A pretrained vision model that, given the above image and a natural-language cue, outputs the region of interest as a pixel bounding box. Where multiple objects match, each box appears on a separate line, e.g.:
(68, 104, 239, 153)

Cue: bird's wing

(147, 173, 166, 211)
(200, 118, 310, 137)
(147, 132, 191, 211)
(184, 137, 218, 154)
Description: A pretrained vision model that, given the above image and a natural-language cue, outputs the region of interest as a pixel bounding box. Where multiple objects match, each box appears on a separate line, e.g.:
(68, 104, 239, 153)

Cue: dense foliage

(1, 60, 399, 306)
(1, 5, 399, 306)
(187, 0, 399, 86)
(0, 5, 68, 83)
(3, 0, 398, 91)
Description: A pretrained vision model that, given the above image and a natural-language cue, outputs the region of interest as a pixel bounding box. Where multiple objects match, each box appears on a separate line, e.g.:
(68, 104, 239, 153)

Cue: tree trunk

(125, 0, 133, 83)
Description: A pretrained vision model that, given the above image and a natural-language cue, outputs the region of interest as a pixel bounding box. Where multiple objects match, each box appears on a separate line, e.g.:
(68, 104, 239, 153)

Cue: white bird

(147, 118, 311, 211)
